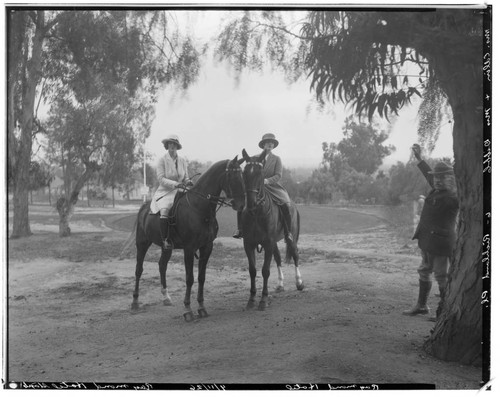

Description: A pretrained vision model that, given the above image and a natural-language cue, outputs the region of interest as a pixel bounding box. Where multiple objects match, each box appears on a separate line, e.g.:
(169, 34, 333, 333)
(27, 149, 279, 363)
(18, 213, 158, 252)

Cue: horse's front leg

(196, 243, 213, 318)
(159, 249, 173, 306)
(273, 243, 285, 292)
(132, 241, 151, 310)
(183, 249, 196, 322)
(244, 241, 257, 309)
(259, 244, 273, 311)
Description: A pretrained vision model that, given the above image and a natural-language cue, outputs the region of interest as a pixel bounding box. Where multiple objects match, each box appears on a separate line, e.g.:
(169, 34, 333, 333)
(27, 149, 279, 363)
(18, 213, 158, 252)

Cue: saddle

(150, 190, 219, 250)
(149, 190, 187, 249)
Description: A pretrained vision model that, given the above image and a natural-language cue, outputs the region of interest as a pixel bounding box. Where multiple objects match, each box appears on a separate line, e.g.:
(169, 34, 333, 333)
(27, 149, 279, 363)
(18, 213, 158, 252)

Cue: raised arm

(412, 144, 434, 188)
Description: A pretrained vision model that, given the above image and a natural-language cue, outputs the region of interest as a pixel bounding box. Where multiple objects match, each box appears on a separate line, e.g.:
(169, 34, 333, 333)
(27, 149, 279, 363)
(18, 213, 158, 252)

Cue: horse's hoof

(296, 282, 305, 291)
(246, 301, 255, 310)
(198, 308, 208, 318)
(131, 302, 140, 311)
(258, 300, 269, 311)
(275, 285, 285, 293)
(183, 311, 195, 322)
(163, 298, 173, 306)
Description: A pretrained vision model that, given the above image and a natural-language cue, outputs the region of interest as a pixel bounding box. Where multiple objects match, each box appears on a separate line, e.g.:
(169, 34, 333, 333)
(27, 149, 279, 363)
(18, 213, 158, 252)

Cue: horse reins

(183, 160, 243, 212)
(245, 161, 267, 207)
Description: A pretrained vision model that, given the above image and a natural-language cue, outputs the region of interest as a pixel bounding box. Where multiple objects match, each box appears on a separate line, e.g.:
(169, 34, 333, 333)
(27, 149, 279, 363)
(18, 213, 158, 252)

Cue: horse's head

(241, 149, 266, 211)
(222, 156, 246, 211)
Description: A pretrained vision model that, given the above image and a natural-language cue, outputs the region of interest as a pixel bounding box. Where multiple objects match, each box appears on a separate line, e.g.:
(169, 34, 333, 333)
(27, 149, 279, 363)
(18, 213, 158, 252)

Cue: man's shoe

(233, 230, 243, 239)
(402, 305, 430, 316)
(285, 232, 293, 242)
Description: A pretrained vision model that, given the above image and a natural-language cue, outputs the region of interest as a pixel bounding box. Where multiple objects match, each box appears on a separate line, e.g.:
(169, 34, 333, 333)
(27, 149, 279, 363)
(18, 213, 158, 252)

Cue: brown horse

(241, 149, 304, 310)
(131, 156, 245, 321)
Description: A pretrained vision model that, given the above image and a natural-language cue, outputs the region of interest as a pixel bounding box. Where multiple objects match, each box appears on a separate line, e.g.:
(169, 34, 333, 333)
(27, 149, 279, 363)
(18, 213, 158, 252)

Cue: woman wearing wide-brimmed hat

(403, 144, 458, 321)
(234, 133, 294, 242)
(151, 134, 192, 250)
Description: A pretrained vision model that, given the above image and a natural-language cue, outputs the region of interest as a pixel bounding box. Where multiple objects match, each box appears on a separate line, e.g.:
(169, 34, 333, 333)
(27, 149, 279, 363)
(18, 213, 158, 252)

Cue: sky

(145, 9, 454, 170)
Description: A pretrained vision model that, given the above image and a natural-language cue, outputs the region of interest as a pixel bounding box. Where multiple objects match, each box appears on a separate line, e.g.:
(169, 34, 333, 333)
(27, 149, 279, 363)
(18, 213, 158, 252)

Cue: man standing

(403, 144, 459, 320)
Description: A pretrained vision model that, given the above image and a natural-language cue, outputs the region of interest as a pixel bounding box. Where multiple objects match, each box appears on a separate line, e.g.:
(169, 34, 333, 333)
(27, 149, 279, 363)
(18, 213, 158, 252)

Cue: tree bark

(423, 48, 484, 366)
(56, 166, 96, 237)
(10, 11, 45, 238)
(56, 197, 72, 237)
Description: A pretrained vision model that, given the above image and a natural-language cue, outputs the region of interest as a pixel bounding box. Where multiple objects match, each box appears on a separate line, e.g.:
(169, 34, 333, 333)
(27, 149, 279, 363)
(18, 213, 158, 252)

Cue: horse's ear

(242, 149, 250, 162)
(258, 150, 266, 163)
(236, 155, 245, 165)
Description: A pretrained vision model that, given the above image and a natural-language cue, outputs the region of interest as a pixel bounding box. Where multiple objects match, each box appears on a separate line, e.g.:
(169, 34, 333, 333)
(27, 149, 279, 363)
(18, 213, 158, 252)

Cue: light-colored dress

(150, 154, 189, 214)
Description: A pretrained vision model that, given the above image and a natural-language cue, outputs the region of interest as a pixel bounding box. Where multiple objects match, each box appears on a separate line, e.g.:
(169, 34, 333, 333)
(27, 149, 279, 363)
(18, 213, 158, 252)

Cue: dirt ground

(5, 206, 483, 390)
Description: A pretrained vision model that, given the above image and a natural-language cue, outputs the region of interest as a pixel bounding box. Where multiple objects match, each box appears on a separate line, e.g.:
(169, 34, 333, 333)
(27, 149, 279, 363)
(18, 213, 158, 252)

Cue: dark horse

(132, 157, 245, 321)
(241, 149, 304, 310)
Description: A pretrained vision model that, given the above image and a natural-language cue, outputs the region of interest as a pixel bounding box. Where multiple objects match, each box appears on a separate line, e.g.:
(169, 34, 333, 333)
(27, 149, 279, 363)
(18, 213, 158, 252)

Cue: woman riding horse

(150, 134, 193, 250)
(233, 133, 294, 242)
(132, 156, 246, 320)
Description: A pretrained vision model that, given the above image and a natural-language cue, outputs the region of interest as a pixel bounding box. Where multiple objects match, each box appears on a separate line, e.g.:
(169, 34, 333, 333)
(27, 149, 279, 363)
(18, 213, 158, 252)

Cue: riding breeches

(417, 250, 449, 289)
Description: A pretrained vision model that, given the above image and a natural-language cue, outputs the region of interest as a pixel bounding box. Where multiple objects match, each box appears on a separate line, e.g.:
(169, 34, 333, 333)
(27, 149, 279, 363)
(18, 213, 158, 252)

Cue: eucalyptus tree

(215, 7, 488, 366)
(7, 9, 201, 238)
(322, 116, 395, 176)
(45, 84, 142, 236)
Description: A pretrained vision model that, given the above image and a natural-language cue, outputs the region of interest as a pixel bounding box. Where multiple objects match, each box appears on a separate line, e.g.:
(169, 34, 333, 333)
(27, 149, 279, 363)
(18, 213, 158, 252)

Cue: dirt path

(6, 212, 482, 390)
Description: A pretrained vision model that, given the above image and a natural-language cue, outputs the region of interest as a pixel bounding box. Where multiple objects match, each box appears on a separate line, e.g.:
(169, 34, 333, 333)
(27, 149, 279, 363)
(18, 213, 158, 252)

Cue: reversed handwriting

(483, 53, 491, 81)
(481, 291, 489, 306)
(482, 234, 490, 280)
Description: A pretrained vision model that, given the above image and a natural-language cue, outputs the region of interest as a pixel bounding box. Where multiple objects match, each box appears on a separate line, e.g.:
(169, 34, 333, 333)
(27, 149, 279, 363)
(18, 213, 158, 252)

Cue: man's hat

(258, 133, 279, 149)
(162, 134, 182, 150)
(429, 161, 454, 175)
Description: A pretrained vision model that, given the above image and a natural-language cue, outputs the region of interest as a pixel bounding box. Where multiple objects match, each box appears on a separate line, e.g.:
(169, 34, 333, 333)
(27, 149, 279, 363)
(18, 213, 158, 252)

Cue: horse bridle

(244, 161, 266, 208)
(221, 160, 245, 208)
(182, 160, 244, 211)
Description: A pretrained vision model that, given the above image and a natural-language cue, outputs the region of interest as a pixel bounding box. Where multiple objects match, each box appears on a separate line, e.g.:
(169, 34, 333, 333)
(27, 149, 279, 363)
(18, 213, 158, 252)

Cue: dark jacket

(263, 152, 290, 205)
(412, 161, 459, 256)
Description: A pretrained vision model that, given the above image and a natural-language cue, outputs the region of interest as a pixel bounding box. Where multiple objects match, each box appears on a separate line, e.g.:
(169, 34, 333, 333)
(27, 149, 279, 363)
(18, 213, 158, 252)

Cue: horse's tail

(285, 208, 300, 264)
(119, 220, 137, 259)
(119, 202, 149, 259)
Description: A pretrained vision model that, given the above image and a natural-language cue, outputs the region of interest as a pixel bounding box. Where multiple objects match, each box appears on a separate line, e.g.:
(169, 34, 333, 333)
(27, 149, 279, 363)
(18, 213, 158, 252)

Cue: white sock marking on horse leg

(161, 288, 173, 305)
(295, 266, 303, 286)
(277, 266, 284, 288)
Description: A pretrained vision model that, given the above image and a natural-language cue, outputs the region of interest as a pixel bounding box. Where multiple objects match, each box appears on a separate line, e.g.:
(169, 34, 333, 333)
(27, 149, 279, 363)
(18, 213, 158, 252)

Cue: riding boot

(403, 280, 432, 316)
(233, 210, 243, 239)
(280, 204, 294, 243)
(160, 216, 173, 250)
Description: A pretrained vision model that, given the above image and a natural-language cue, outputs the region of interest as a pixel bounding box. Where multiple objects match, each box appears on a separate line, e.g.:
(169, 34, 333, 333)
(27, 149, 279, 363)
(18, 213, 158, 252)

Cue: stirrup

(285, 232, 293, 242)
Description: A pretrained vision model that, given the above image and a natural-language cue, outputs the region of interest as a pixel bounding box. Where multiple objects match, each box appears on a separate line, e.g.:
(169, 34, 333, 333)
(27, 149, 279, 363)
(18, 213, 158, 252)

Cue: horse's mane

(193, 159, 228, 188)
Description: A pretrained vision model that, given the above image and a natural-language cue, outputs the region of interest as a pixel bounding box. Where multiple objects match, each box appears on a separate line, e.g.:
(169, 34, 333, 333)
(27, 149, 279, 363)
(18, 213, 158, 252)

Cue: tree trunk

(10, 12, 45, 238)
(112, 186, 115, 208)
(56, 197, 72, 237)
(56, 166, 96, 237)
(423, 49, 484, 366)
(11, 179, 32, 238)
